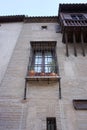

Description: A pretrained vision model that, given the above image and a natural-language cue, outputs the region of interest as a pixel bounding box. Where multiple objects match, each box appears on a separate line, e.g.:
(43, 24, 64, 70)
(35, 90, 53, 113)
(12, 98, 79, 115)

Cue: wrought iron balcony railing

(26, 65, 60, 81)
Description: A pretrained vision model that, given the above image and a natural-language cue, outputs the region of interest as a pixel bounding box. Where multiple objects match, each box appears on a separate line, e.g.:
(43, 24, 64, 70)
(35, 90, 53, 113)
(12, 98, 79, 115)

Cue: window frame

(32, 50, 55, 73)
(28, 41, 59, 77)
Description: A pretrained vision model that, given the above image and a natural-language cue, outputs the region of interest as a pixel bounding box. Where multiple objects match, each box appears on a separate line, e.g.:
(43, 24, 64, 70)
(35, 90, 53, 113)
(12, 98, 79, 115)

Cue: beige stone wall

(0, 22, 23, 84)
(57, 40, 87, 130)
(0, 22, 62, 130)
(0, 22, 87, 130)
(26, 82, 61, 130)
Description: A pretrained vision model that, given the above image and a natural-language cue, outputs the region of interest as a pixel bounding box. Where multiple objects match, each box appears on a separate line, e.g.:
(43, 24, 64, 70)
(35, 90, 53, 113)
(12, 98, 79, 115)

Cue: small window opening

(71, 14, 85, 20)
(73, 100, 87, 110)
(77, 14, 85, 20)
(71, 15, 77, 20)
(47, 117, 56, 130)
(41, 26, 47, 30)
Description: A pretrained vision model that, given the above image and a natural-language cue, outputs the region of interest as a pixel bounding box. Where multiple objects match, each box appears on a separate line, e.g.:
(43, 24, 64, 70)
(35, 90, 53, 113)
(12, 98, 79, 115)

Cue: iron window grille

(28, 41, 59, 77)
(24, 42, 61, 100)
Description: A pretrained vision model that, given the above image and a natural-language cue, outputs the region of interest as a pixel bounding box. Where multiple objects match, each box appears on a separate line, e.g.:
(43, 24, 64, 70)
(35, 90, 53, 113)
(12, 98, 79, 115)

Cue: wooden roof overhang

(62, 25, 87, 56)
(24, 16, 59, 23)
(0, 15, 59, 23)
(0, 15, 25, 23)
(62, 22, 87, 56)
(58, 3, 87, 14)
(0, 15, 58, 23)
(58, 4, 87, 56)
(62, 18, 87, 39)
(58, 3, 87, 31)
(64, 20, 87, 27)
(63, 20, 87, 32)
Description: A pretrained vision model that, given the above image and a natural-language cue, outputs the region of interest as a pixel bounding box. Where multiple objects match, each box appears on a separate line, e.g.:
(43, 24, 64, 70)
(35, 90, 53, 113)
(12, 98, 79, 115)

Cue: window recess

(47, 117, 56, 130)
(41, 25, 47, 30)
(73, 100, 87, 110)
(23, 41, 61, 100)
(71, 14, 86, 20)
(27, 41, 60, 81)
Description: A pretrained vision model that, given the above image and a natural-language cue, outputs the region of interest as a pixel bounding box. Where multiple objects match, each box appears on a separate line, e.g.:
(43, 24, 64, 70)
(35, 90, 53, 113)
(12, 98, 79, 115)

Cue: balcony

(26, 71, 60, 82)
(24, 67, 61, 100)
(26, 65, 60, 82)
(64, 19, 87, 27)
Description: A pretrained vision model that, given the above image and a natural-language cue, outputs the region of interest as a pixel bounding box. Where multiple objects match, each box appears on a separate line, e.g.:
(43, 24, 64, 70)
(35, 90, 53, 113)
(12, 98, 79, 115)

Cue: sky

(0, 0, 87, 16)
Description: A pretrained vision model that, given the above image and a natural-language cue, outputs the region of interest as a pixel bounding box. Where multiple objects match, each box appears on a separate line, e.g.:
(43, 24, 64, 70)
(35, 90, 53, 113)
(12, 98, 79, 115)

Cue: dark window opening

(77, 14, 85, 20)
(73, 100, 87, 110)
(47, 117, 56, 130)
(71, 15, 78, 20)
(41, 26, 47, 30)
(71, 14, 86, 20)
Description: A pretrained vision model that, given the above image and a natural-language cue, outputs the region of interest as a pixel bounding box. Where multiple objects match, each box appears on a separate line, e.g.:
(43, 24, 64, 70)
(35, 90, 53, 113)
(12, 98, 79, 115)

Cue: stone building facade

(0, 4, 87, 130)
